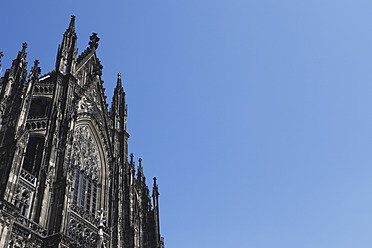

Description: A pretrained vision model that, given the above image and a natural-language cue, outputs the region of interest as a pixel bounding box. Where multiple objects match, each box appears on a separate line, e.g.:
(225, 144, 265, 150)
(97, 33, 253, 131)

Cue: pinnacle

(34, 59, 39, 67)
(16, 43, 27, 61)
(22, 42, 27, 50)
(67, 15, 76, 33)
(116, 72, 123, 90)
(89, 33, 100, 50)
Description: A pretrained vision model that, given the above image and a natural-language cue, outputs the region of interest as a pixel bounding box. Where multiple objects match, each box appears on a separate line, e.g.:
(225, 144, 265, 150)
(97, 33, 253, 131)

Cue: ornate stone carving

(13, 169, 37, 219)
(1, 16, 164, 248)
(89, 33, 100, 50)
(70, 125, 100, 179)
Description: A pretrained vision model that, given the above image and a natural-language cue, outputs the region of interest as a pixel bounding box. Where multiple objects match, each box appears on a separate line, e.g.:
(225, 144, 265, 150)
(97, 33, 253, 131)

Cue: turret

(55, 15, 77, 74)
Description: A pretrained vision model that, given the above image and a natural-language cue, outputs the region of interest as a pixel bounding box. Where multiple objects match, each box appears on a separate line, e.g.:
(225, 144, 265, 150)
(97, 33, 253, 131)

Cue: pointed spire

(56, 16, 77, 73)
(16, 43, 27, 62)
(152, 176, 161, 244)
(153, 177, 158, 188)
(9, 43, 28, 78)
(67, 15, 76, 33)
(153, 177, 159, 195)
(116, 72, 122, 89)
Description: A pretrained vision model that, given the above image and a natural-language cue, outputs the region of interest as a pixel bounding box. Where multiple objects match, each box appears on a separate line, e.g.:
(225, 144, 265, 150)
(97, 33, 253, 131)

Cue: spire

(55, 16, 77, 73)
(116, 72, 123, 89)
(15, 43, 27, 64)
(0, 43, 29, 145)
(9, 43, 28, 78)
(21, 42, 27, 56)
(152, 176, 161, 245)
(114, 71, 124, 94)
(111, 72, 127, 131)
(153, 177, 158, 192)
(67, 15, 76, 34)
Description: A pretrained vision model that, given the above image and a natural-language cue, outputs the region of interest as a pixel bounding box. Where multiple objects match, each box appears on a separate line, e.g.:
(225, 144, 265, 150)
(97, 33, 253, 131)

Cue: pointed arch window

(70, 125, 100, 216)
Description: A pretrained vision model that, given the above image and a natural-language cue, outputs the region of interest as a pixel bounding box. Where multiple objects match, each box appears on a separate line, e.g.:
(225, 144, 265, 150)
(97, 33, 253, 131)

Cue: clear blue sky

(1, 0, 372, 247)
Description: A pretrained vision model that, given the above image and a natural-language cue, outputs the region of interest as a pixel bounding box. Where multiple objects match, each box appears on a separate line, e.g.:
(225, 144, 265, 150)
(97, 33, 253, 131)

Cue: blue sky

(2, 0, 372, 247)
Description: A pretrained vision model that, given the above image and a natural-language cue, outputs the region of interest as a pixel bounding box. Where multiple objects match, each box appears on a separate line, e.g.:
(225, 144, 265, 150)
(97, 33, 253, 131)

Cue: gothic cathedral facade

(0, 16, 164, 248)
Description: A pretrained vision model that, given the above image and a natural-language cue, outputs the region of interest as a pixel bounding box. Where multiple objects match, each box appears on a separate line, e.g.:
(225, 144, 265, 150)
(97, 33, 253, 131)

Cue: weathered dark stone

(0, 15, 164, 248)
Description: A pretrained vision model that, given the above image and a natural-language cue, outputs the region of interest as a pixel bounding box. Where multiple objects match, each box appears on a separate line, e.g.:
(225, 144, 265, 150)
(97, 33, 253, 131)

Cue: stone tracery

(70, 125, 100, 216)
(71, 125, 100, 180)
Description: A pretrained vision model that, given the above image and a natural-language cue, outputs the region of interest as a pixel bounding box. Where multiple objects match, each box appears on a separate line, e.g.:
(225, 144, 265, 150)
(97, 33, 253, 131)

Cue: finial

(34, 59, 39, 67)
(22, 43, 27, 53)
(30, 60, 41, 79)
(89, 33, 100, 50)
(116, 72, 123, 88)
(130, 153, 134, 164)
(137, 158, 144, 179)
(17, 43, 27, 61)
(138, 158, 142, 167)
(153, 177, 159, 197)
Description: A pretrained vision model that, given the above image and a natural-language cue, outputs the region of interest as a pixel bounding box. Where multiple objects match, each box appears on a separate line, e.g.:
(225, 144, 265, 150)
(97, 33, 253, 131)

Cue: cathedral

(0, 16, 164, 248)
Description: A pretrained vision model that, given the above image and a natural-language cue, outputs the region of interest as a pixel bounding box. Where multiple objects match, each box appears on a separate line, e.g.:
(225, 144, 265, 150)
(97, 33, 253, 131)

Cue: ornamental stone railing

(14, 214, 47, 237)
(26, 118, 48, 131)
(19, 168, 37, 187)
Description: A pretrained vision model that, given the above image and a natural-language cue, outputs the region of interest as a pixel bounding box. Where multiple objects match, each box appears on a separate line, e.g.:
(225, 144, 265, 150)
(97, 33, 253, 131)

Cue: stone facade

(0, 16, 164, 248)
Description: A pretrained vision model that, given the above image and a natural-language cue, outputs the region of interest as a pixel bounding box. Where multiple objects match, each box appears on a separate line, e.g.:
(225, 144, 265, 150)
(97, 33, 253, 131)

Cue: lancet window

(70, 125, 100, 216)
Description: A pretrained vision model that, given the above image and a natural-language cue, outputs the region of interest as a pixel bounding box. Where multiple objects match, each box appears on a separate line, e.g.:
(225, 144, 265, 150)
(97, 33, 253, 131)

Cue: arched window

(70, 125, 100, 216)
